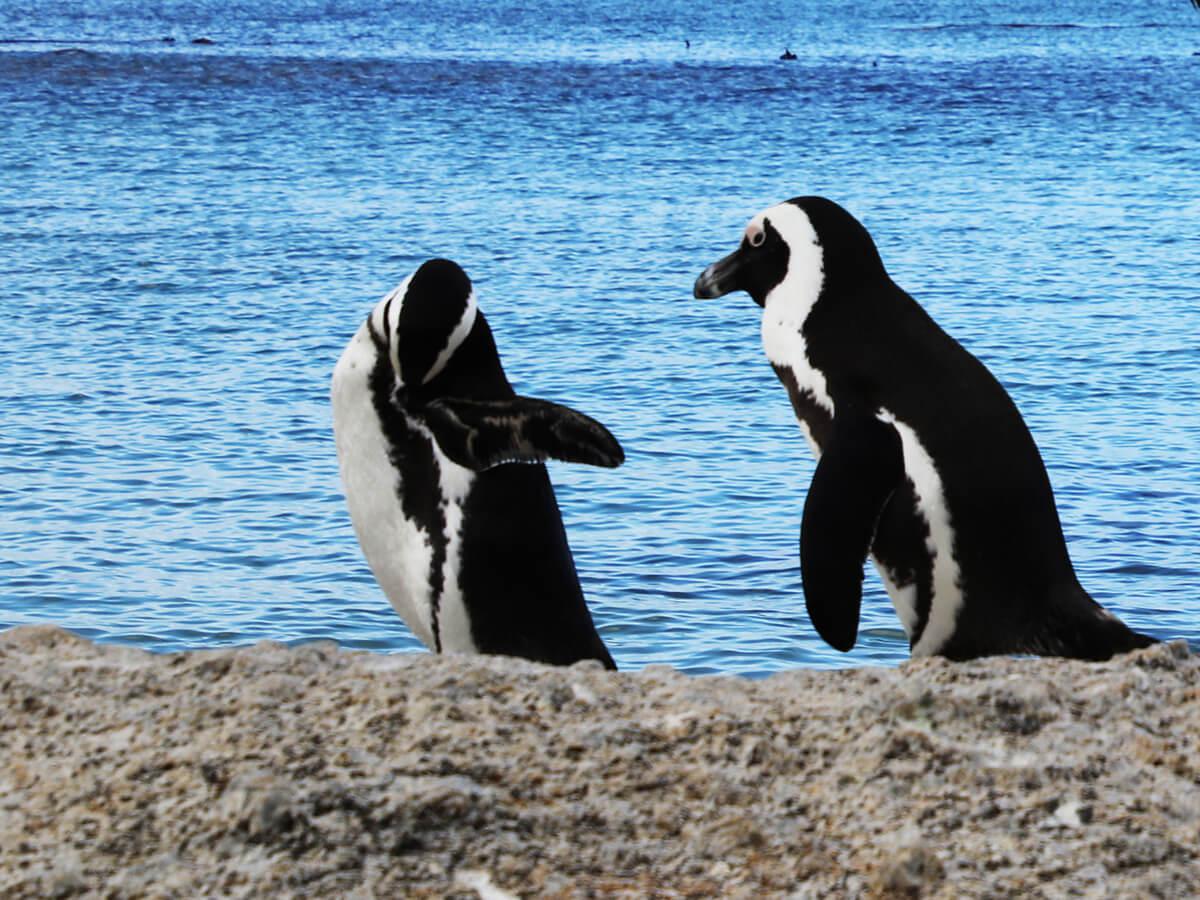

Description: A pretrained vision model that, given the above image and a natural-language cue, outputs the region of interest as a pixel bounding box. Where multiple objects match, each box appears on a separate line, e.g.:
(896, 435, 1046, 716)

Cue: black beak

(693, 247, 746, 299)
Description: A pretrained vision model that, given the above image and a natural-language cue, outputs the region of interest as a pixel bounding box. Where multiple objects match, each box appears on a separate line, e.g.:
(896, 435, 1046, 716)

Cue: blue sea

(2, 0, 1198, 676)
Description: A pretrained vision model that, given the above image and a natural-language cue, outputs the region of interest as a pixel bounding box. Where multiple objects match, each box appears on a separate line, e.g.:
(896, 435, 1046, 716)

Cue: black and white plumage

(694, 196, 1157, 661)
(332, 259, 621, 669)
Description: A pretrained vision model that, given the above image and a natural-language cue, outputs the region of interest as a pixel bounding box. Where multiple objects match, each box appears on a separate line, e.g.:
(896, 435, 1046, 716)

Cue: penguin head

(366, 258, 499, 399)
(694, 196, 887, 315)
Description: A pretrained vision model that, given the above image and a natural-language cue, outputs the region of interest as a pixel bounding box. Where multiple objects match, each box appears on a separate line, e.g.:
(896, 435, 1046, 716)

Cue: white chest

(331, 325, 476, 654)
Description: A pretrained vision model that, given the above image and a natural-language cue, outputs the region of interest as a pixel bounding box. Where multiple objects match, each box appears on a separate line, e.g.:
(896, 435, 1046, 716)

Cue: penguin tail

(1040, 587, 1158, 661)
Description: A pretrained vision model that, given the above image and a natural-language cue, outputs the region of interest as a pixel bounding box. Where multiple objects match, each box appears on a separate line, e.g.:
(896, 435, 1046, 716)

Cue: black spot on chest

(772, 363, 834, 449)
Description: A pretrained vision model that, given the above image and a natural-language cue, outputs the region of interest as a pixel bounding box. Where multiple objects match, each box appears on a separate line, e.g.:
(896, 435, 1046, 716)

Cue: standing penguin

(694, 196, 1156, 661)
(332, 259, 622, 669)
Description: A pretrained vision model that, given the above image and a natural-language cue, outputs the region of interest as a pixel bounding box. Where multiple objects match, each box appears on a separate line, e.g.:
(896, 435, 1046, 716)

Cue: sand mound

(2, 625, 1196, 897)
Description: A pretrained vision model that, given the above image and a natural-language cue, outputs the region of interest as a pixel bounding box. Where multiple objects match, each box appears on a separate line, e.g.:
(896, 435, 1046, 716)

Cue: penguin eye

(749, 229, 766, 248)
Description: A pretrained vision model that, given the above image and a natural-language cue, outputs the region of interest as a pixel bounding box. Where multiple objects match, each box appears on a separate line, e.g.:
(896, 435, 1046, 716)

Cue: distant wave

(892, 22, 1177, 32)
(0, 36, 322, 48)
(0, 37, 110, 44)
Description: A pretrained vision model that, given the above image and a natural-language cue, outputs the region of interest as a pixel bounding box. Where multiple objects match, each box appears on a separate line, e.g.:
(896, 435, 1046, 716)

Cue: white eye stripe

(368, 275, 413, 387)
(762, 204, 822, 308)
(367, 272, 477, 387)
(423, 290, 478, 384)
(387, 291, 404, 384)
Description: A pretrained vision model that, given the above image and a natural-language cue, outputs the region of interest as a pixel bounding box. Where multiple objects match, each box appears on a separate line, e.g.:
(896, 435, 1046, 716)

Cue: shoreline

(2, 624, 1197, 897)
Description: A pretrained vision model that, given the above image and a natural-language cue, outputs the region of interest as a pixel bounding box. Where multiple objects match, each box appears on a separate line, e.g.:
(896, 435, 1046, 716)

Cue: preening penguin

(694, 197, 1157, 661)
(332, 259, 622, 669)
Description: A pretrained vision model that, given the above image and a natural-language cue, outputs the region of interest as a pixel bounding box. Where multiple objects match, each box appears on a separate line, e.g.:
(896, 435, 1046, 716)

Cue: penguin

(693, 196, 1157, 661)
(331, 259, 622, 669)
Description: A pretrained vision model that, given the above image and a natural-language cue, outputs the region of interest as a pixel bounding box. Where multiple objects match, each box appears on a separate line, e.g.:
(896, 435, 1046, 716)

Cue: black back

(431, 312, 616, 667)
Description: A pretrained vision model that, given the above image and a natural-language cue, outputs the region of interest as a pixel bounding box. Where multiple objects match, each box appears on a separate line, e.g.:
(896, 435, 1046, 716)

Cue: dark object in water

(780, 48, 797, 61)
(191, 37, 215, 45)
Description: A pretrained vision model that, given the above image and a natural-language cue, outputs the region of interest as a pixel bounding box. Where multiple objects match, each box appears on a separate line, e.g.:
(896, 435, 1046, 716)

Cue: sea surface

(2, 0, 1198, 676)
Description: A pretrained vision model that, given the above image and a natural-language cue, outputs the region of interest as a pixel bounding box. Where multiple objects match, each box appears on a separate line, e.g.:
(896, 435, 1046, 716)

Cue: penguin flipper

(423, 396, 624, 471)
(800, 411, 904, 652)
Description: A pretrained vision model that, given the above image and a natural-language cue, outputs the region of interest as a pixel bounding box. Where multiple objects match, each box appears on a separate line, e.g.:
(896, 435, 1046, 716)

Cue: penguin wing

(800, 410, 904, 652)
(422, 396, 625, 471)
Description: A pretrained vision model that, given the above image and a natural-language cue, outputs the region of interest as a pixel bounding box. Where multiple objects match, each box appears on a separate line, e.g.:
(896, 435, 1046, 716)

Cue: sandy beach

(2, 624, 1197, 898)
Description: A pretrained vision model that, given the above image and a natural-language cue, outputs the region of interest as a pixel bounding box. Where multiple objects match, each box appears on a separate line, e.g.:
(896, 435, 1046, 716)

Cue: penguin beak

(693, 248, 745, 299)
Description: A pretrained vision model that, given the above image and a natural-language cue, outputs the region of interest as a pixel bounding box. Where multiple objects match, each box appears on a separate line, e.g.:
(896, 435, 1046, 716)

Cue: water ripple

(2, 0, 1198, 674)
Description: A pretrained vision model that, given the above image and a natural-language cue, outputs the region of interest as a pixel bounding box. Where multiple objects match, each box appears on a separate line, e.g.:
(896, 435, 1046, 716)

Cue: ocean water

(2, 0, 1198, 676)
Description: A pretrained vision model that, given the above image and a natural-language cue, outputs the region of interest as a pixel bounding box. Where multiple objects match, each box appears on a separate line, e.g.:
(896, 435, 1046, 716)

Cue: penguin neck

(760, 273, 836, 422)
(763, 278, 821, 332)
(760, 257, 826, 372)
